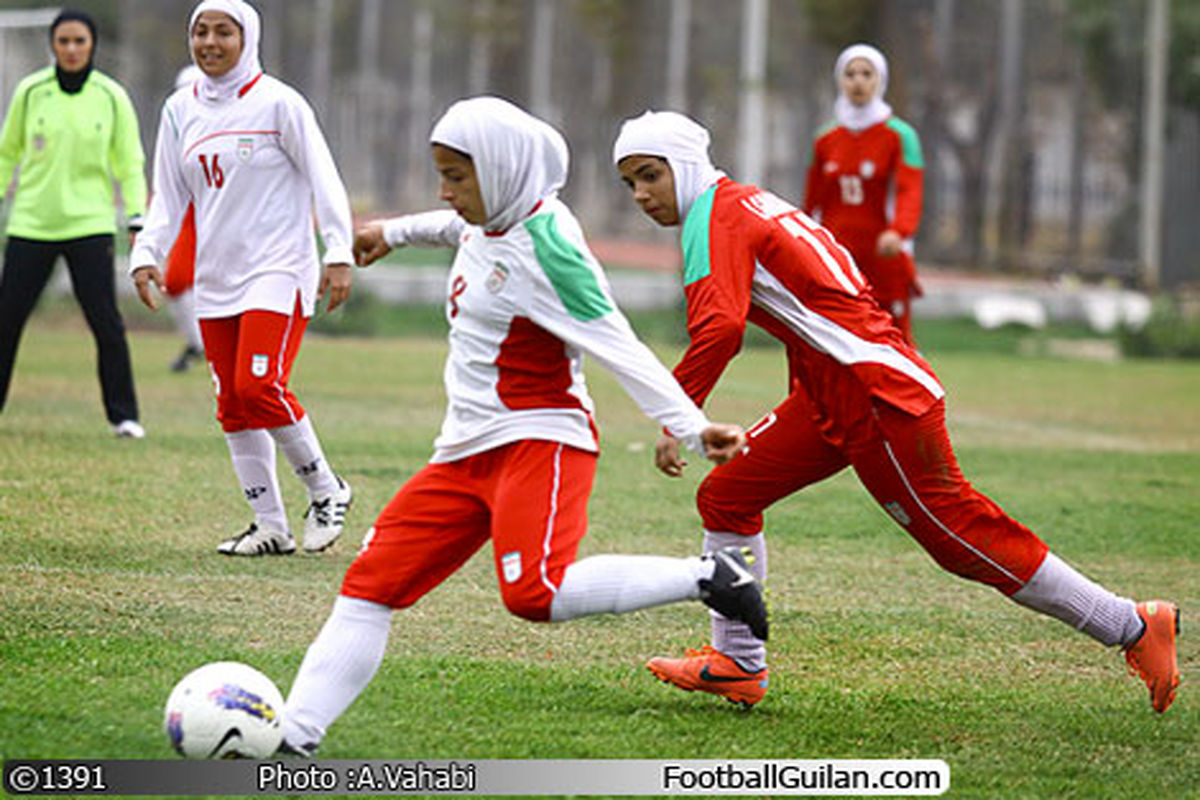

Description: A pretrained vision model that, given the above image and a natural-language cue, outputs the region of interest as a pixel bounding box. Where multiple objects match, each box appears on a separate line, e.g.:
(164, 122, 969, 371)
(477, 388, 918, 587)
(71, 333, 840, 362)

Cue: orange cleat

(647, 645, 768, 708)
(1124, 600, 1181, 713)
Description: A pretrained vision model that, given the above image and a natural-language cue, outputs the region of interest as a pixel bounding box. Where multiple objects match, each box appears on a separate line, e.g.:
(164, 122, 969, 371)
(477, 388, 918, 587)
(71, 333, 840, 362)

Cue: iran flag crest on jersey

(251, 354, 269, 377)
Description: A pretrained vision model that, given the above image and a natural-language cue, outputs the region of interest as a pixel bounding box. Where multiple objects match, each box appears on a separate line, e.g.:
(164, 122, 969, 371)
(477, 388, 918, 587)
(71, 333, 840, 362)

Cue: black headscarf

(50, 9, 97, 94)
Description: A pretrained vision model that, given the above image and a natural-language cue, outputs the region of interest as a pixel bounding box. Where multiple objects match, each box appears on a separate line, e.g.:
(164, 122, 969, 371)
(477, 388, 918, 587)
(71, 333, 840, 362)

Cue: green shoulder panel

(886, 117, 925, 169)
(814, 119, 838, 139)
(681, 184, 718, 287)
(525, 211, 614, 322)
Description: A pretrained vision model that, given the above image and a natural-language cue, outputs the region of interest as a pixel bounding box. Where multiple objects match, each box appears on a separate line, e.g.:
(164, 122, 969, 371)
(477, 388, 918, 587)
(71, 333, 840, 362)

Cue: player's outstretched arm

(353, 223, 391, 266)
(131, 266, 164, 311)
(700, 423, 746, 464)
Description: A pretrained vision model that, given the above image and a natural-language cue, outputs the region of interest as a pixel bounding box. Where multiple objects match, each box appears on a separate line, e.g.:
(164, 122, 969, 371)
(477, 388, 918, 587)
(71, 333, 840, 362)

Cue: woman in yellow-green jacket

(0, 10, 147, 437)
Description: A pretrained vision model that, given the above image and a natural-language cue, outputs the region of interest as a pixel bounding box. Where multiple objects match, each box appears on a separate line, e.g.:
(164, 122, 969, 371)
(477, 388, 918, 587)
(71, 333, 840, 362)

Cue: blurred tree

(1067, 0, 1142, 111)
(1069, 0, 1200, 109)
(1068, 0, 1199, 282)
(799, 0, 880, 45)
(1173, 0, 1200, 107)
(917, 3, 1002, 266)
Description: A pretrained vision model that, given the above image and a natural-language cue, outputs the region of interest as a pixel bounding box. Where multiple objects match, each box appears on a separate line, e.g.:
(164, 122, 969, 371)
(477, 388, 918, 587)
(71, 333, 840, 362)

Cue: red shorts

(199, 296, 308, 432)
(700, 387, 1048, 596)
(697, 386, 848, 536)
(163, 204, 196, 298)
(341, 440, 597, 620)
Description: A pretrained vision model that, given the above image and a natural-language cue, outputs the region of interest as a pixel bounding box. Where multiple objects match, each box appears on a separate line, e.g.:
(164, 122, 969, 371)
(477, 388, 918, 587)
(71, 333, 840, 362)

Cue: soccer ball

(163, 661, 284, 759)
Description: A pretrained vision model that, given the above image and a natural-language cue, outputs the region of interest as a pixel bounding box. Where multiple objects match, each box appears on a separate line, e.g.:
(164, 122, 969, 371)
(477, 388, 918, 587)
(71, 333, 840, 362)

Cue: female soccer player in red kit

(804, 44, 923, 344)
(612, 110, 1179, 714)
(131, 0, 353, 556)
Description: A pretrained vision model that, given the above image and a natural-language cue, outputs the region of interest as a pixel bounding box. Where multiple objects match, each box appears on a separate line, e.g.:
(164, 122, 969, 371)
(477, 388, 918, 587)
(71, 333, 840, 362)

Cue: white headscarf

(429, 96, 569, 234)
(174, 64, 203, 92)
(189, 0, 262, 103)
(611, 110, 726, 224)
(833, 43, 892, 131)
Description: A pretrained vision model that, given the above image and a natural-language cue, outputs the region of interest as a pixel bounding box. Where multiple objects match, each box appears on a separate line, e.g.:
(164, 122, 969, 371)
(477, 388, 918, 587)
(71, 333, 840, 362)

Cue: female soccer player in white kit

(279, 97, 766, 756)
(130, 0, 353, 556)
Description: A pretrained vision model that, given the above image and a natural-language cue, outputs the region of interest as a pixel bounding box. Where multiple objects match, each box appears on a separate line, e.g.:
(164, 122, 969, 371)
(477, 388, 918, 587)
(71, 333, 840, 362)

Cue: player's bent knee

(235, 380, 276, 414)
(236, 381, 302, 428)
(500, 586, 553, 622)
(697, 486, 763, 537)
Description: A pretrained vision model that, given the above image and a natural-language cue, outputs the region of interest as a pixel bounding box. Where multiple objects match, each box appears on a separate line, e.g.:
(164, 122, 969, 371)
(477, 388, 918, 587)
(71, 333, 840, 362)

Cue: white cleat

(302, 476, 352, 553)
(217, 523, 296, 556)
(112, 420, 145, 439)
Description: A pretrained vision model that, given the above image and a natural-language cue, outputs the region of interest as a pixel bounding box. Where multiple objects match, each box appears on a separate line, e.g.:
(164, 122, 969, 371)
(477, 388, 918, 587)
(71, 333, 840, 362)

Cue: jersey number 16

(198, 154, 225, 189)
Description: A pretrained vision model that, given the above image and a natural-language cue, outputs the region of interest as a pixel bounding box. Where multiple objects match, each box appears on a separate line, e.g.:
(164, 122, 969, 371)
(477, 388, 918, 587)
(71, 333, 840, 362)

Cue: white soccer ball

(163, 661, 285, 759)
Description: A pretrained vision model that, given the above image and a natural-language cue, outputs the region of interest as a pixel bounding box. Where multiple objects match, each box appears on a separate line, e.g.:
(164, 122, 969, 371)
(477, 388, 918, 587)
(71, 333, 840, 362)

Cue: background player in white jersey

(280, 97, 765, 756)
(611, 110, 1179, 714)
(130, 0, 353, 556)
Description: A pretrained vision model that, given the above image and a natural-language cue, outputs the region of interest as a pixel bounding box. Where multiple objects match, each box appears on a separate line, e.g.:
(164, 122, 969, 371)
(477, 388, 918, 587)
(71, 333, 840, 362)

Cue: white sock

(269, 415, 339, 499)
(548, 554, 714, 621)
(1010, 553, 1143, 647)
(170, 291, 203, 351)
(225, 429, 287, 532)
(283, 596, 392, 751)
(705, 530, 768, 671)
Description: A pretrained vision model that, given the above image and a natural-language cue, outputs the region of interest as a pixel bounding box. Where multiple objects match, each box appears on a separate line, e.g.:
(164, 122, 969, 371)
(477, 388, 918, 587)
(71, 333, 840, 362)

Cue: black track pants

(0, 234, 139, 424)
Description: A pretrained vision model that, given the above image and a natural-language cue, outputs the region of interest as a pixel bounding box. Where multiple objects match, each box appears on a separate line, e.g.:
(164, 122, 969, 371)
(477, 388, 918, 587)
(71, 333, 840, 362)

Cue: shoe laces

(307, 480, 349, 527)
(684, 645, 719, 659)
(307, 497, 333, 526)
(230, 523, 258, 542)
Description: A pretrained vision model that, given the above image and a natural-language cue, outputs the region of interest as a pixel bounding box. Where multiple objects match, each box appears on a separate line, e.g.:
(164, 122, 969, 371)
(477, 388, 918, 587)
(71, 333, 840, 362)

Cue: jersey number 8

(838, 174, 863, 205)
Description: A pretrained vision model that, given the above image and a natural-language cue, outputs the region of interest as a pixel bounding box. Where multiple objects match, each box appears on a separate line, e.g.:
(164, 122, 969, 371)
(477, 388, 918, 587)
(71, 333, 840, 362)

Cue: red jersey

(675, 178, 942, 420)
(803, 116, 923, 304)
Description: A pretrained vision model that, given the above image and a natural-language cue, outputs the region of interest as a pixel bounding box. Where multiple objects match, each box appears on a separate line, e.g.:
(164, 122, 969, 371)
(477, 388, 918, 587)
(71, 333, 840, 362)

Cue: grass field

(1, 310, 1197, 799)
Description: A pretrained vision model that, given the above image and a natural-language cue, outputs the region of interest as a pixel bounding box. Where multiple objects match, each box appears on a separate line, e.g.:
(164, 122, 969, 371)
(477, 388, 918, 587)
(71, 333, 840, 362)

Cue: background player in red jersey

(161, 66, 205, 373)
(161, 201, 204, 372)
(803, 44, 923, 345)
(612, 109, 1179, 715)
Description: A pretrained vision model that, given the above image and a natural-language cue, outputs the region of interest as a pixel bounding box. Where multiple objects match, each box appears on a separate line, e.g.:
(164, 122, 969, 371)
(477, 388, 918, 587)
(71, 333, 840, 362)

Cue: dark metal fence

(3, 0, 1193, 287)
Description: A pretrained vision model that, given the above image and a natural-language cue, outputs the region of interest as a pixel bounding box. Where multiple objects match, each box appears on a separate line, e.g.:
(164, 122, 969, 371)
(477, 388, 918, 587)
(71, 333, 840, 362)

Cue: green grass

(0, 310, 1197, 799)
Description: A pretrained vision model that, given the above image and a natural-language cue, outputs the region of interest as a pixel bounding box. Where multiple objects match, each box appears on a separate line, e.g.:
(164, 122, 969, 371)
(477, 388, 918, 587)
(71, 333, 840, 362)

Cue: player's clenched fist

(353, 223, 391, 266)
(700, 423, 746, 465)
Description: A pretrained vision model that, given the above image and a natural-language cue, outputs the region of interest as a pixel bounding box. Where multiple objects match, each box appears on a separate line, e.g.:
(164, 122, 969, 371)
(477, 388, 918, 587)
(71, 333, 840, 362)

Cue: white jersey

(130, 74, 353, 319)
(386, 198, 711, 463)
